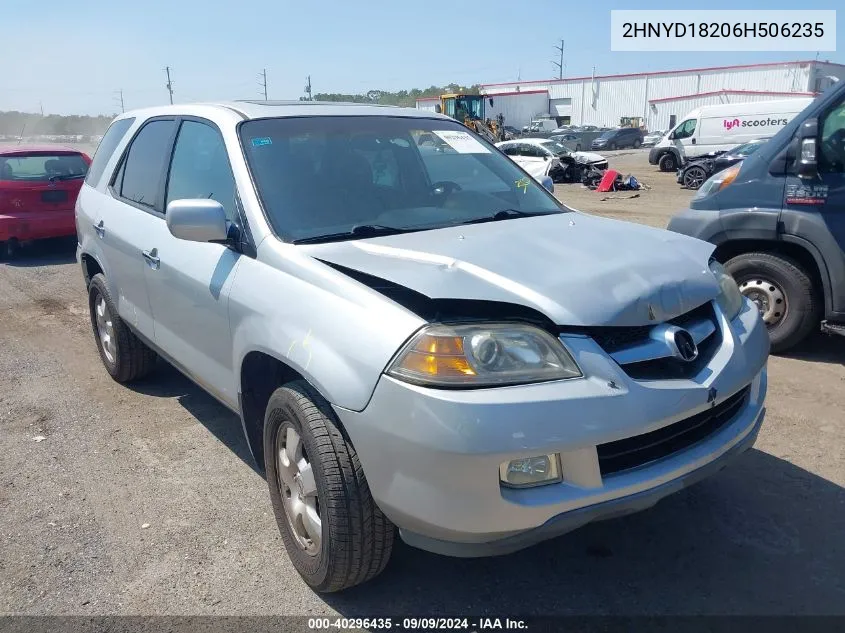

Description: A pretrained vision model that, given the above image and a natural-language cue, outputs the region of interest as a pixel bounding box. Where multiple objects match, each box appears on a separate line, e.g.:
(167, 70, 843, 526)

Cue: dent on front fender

(228, 250, 424, 411)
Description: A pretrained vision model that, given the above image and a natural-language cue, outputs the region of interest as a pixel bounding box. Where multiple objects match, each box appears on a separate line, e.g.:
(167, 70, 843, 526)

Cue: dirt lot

(1, 149, 844, 617)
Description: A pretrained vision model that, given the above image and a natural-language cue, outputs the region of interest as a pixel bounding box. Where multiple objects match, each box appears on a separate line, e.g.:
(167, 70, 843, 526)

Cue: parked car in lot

(496, 138, 608, 182)
(642, 130, 665, 147)
(549, 133, 583, 151)
(677, 139, 767, 189)
(591, 127, 644, 150)
(0, 144, 91, 258)
(650, 98, 814, 172)
(669, 80, 845, 352)
(76, 101, 769, 592)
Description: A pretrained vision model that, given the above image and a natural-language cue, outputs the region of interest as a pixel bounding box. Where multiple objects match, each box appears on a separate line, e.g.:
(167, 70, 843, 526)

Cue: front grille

(597, 385, 750, 477)
(588, 302, 713, 353)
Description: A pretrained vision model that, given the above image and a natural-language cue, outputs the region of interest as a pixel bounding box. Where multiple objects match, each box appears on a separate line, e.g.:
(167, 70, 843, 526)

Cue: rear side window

(116, 120, 177, 211)
(85, 117, 135, 187)
(0, 153, 88, 182)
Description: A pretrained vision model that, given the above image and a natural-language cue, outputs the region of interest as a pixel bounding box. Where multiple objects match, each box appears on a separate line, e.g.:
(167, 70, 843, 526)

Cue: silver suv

(76, 101, 770, 592)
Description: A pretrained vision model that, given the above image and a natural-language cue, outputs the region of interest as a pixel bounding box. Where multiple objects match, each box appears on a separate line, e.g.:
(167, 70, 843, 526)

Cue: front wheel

(682, 165, 708, 189)
(724, 252, 820, 353)
(658, 152, 678, 172)
(264, 381, 394, 592)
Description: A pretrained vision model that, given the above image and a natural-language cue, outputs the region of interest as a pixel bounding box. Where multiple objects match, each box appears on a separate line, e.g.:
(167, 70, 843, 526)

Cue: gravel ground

(1, 150, 844, 617)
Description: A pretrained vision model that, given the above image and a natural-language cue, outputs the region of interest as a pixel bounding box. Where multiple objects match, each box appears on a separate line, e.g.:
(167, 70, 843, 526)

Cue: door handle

(142, 248, 160, 269)
(93, 221, 105, 238)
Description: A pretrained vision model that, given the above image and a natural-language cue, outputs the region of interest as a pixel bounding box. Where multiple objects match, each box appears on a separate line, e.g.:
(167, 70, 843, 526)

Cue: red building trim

(648, 89, 817, 104)
(480, 60, 844, 89)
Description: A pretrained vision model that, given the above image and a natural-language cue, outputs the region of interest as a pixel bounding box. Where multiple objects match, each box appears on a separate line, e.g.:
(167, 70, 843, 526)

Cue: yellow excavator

(436, 93, 503, 143)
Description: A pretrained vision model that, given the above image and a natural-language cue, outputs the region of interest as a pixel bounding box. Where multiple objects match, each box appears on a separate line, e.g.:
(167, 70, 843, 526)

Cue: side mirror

(434, 104, 442, 114)
(543, 155, 549, 161)
(540, 176, 554, 194)
(797, 118, 819, 180)
(166, 199, 229, 243)
(667, 131, 675, 140)
(489, 98, 494, 107)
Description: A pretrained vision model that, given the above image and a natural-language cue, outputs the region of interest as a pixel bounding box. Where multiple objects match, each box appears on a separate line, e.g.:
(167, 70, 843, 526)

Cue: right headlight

(709, 260, 743, 321)
(695, 163, 741, 199)
(386, 322, 582, 388)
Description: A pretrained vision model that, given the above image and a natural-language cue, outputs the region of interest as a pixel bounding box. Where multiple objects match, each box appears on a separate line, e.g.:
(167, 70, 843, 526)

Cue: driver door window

(673, 119, 696, 140)
(820, 101, 845, 174)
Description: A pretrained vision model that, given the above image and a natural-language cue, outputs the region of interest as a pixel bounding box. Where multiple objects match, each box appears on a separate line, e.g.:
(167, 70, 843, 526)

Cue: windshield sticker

(432, 130, 490, 154)
(251, 137, 272, 147)
(515, 177, 531, 193)
(786, 183, 828, 205)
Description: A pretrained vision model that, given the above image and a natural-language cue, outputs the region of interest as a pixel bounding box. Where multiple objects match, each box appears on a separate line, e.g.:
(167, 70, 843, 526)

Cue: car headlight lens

(386, 323, 582, 387)
(695, 163, 741, 199)
(709, 260, 743, 320)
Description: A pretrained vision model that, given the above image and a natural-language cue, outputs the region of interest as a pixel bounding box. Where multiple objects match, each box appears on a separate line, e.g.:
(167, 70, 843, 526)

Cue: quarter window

(116, 119, 177, 210)
(165, 120, 237, 219)
(86, 117, 135, 187)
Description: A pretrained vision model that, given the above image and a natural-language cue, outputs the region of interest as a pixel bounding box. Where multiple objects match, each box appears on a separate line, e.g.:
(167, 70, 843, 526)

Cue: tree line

(308, 83, 481, 108)
(0, 84, 482, 135)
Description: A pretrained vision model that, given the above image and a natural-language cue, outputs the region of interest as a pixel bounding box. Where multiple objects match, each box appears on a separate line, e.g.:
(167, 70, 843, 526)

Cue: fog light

(499, 454, 561, 488)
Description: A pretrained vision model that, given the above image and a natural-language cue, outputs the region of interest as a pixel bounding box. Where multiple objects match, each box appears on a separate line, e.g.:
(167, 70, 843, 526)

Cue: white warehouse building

(417, 60, 845, 131)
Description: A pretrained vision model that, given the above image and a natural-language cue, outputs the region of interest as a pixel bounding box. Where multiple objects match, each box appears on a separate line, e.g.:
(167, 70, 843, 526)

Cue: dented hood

(301, 213, 719, 327)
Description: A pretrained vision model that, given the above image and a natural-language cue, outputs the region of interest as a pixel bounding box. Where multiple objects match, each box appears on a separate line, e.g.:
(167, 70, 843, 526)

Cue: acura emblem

(672, 329, 699, 362)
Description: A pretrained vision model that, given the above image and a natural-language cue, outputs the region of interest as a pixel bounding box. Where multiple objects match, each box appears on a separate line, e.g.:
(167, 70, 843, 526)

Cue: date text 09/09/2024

(307, 617, 528, 630)
(621, 22, 825, 39)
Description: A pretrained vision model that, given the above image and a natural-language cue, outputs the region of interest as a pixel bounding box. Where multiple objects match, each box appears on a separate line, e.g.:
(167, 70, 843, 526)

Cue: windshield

(239, 116, 565, 243)
(540, 141, 570, 155)
(597, 130, 616, 140)
(0, 153, 88, 181)
(730, 141, 764, 157)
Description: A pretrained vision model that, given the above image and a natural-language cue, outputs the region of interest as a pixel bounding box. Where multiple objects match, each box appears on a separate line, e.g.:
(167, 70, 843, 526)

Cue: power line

(552, 39, 565, 80)
(164, 66, 174, 104)
(259, 68, 268, 100)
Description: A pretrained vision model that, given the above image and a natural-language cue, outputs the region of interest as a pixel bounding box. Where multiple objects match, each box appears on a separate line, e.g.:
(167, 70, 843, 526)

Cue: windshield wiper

(293, 224, 417, 245)
(459, 209, 559, 226)
(48, 174, 85, 181)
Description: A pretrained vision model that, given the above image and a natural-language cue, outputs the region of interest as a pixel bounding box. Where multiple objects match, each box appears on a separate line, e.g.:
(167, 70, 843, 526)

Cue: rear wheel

(608, 142, 617, 150)
(633, 139, 642, 149)
(88, 273, 157, 382)
(724, 252, 820, 353)
(0, 238, 20, 260)
(263, 381, 394, 592)
(658, 152, 678, 172)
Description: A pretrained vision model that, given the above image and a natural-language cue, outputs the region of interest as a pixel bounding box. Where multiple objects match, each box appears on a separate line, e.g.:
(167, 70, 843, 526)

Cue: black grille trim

(597, 385, 751, 477)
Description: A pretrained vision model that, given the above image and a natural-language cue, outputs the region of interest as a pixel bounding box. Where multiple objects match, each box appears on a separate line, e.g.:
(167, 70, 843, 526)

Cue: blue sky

(4, 0, 843, 116)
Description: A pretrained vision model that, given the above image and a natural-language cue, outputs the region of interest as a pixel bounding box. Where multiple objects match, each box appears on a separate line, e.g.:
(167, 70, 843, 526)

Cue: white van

(648, 97, 815, 171)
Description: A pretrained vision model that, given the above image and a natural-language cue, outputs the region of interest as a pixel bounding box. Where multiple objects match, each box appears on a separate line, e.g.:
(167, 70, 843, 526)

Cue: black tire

(724, 252, 820, 353)
(87, 273, 157, 382)
(263, 381, 394, 593)
(633, 139, 642, 149)
(608, 142, 617, 150)
(658, 152, 678, 171)
(1, 238, 20, 260)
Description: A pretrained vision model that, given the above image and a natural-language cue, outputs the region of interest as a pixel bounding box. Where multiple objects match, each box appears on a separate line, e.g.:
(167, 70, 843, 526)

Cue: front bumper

(334, 300, 769, 557)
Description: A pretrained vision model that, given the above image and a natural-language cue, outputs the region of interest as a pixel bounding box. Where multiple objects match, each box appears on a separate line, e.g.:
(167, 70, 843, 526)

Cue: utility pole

(115, 89, 125, 113)
(304, 75, 312, 101)
(259, 68, 268, 100)
(164, 66, 174, 104)
(39, 101, 44, 116)
(552, 39, 565, 80)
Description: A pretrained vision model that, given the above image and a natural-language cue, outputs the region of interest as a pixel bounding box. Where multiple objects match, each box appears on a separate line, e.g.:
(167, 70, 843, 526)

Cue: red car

(0, 144, 92, 258)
